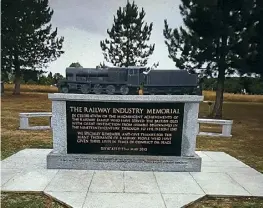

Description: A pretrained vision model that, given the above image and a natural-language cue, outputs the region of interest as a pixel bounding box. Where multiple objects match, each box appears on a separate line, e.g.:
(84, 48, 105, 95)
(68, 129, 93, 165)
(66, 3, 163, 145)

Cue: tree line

(2, 70, 64, 86)
(202, 77, 263, 95)
(1, 0, 262, 118)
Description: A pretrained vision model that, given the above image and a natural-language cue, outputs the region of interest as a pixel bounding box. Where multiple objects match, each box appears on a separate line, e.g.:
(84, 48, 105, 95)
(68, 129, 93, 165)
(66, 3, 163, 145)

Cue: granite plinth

(48, 93, 204, 103)
(47, 151, 201, 172)
(47, 93, 203, 172)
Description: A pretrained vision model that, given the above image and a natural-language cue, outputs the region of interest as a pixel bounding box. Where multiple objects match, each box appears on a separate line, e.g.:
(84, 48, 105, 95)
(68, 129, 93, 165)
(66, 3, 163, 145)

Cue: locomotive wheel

(93, 84, 103, 94)
(61, 86, 69, 93)
(81, 85, 91, 94)
(106, 85, 116, 95)
(120, 85, 129, 95)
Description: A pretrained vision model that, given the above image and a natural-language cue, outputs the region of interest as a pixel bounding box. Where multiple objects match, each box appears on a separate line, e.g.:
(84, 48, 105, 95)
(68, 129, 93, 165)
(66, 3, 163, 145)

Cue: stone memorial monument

(47, 93, 204, 172)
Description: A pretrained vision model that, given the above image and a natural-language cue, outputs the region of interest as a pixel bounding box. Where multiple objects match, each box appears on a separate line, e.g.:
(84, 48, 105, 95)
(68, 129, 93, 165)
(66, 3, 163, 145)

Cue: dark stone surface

(66, 101, 184, 156)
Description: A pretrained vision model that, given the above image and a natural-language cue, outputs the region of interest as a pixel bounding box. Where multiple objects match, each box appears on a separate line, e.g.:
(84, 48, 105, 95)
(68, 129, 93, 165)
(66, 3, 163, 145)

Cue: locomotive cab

(127, 67, 145, 87)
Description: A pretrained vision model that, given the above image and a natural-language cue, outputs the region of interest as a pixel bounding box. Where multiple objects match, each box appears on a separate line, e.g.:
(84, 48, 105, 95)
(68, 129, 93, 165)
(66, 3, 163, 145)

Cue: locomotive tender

(57, 66, 201, 95)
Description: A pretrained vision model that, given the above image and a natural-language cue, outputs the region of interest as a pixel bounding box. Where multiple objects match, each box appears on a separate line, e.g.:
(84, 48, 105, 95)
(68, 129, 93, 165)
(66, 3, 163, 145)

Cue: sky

(46, 0, 183, 76)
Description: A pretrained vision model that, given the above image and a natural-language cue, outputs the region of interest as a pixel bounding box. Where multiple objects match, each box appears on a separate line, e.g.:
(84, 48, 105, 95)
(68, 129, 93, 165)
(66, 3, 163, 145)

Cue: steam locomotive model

(57, 66, 202, 95)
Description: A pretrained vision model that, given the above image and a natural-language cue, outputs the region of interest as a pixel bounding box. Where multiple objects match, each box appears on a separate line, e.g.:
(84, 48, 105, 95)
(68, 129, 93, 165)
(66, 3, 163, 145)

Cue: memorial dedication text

(66, 101, 184, 156)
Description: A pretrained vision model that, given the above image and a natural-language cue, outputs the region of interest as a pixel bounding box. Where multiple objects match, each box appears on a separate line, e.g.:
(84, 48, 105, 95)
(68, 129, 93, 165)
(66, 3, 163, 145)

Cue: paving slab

(1, 169, 58, 192)
(202, 151, 241, 162)
(89, 171, 124, 193)
(45, 191, 87, 208)
(1, 169, 22, 186)
(195, 151, 213, 162)
(202, 160, 249, 168)
(162, 194, 205, 208)
(124, 171, 160, 193)
(227, 172, 263, 197)
(1, 148, 263, 208)
(7, 148, 52, 158)
(83, 193, 166, 208)
(1, 149, 51, 167)
(1, 159, 46, 170)
(45, 170, 94, 192)
(191, 172, 251, 196)
(0, 149, 49, 170)
(201, 166, 262, 175)
(154, 172, 205, 194)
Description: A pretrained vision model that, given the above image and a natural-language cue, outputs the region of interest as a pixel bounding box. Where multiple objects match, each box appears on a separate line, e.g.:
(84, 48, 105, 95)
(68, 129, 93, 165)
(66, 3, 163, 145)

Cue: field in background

(1, 90, 263, 207)
(4, 83, 263, 103)
(4, 83, 58, 93)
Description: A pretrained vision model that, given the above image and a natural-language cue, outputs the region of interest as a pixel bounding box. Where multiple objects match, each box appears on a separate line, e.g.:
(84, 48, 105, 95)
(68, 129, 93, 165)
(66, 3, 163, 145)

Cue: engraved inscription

(66, 101, 184, 156)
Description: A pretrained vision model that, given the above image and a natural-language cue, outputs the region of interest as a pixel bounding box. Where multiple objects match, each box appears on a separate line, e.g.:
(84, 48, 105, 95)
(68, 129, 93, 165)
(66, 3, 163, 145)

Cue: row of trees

(1, 0, 263, 118)
(202, 77, 263, 95)
(2, 70, 64, 86)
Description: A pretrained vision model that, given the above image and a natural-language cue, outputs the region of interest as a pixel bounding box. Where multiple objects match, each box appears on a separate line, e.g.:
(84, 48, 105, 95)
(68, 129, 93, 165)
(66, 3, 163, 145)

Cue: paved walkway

(1, 149, 263, 208)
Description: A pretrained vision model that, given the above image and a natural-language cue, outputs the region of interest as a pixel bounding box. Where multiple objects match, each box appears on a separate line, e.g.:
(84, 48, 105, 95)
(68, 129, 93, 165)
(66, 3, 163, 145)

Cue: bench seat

(197, 118, 233, 137)
(19, 112, 52, 130)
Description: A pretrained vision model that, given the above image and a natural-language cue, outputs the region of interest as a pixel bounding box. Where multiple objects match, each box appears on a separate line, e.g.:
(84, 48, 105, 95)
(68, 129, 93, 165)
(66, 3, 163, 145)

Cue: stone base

(46, 151, 202, 172)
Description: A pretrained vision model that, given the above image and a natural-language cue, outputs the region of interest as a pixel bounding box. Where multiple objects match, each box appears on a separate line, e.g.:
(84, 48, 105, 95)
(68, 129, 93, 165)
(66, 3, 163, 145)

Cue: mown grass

(1, 192, 67, 208)
(198, 101, 263, 172)
(1, 92, 53, 159)
(187, 196, 263, 208)
(4, 83, 58, 93)
(1, 89, 263, 207)
(202, 90, 263, 103)
(4, 83, 263, 102)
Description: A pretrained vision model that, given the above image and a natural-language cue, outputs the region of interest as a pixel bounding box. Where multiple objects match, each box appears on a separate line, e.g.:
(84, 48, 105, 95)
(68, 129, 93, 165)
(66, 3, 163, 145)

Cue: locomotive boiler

(57, 66, 202, 95)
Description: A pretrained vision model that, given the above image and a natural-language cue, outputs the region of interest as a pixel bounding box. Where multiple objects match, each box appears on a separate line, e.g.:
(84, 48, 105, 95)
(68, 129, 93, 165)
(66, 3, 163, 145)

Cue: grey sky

(47, 0, 183, 76)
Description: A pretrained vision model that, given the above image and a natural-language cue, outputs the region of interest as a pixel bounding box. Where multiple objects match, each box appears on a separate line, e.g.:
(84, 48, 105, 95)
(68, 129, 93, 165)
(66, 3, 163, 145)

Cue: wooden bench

(19, 112, 52, 130)
(197, 118, 233, 137)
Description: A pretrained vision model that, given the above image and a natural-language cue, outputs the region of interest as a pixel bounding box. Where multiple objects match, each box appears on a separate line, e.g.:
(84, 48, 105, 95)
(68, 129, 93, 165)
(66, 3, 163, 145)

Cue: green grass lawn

(188, 196, 263, 208)
(1, 193, 67, 208)
(1, 91, 263, 207)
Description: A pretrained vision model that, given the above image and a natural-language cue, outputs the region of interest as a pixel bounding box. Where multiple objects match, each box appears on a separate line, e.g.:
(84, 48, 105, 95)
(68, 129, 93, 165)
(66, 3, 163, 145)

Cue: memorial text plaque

(66, 101, 184, 156)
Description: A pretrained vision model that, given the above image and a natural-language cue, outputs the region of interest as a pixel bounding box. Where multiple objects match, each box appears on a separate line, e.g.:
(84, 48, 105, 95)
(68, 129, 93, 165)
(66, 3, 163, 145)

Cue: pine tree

(237, 0, 263, 76)
(96, 61, 108, 69)
(100, 1, 155, 67)
(69, 62, 83, 68)
(163, 0, 254, 118)
(1, 0, 64, 94)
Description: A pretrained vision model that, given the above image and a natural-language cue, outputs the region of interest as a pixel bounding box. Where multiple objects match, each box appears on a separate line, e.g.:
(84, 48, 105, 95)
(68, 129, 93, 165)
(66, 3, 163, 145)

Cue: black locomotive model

(57, 66, 202, 95)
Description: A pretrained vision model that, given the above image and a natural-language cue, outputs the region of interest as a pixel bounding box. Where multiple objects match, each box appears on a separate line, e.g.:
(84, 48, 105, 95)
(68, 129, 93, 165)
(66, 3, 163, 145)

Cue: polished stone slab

(1, 148, 263, 208)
